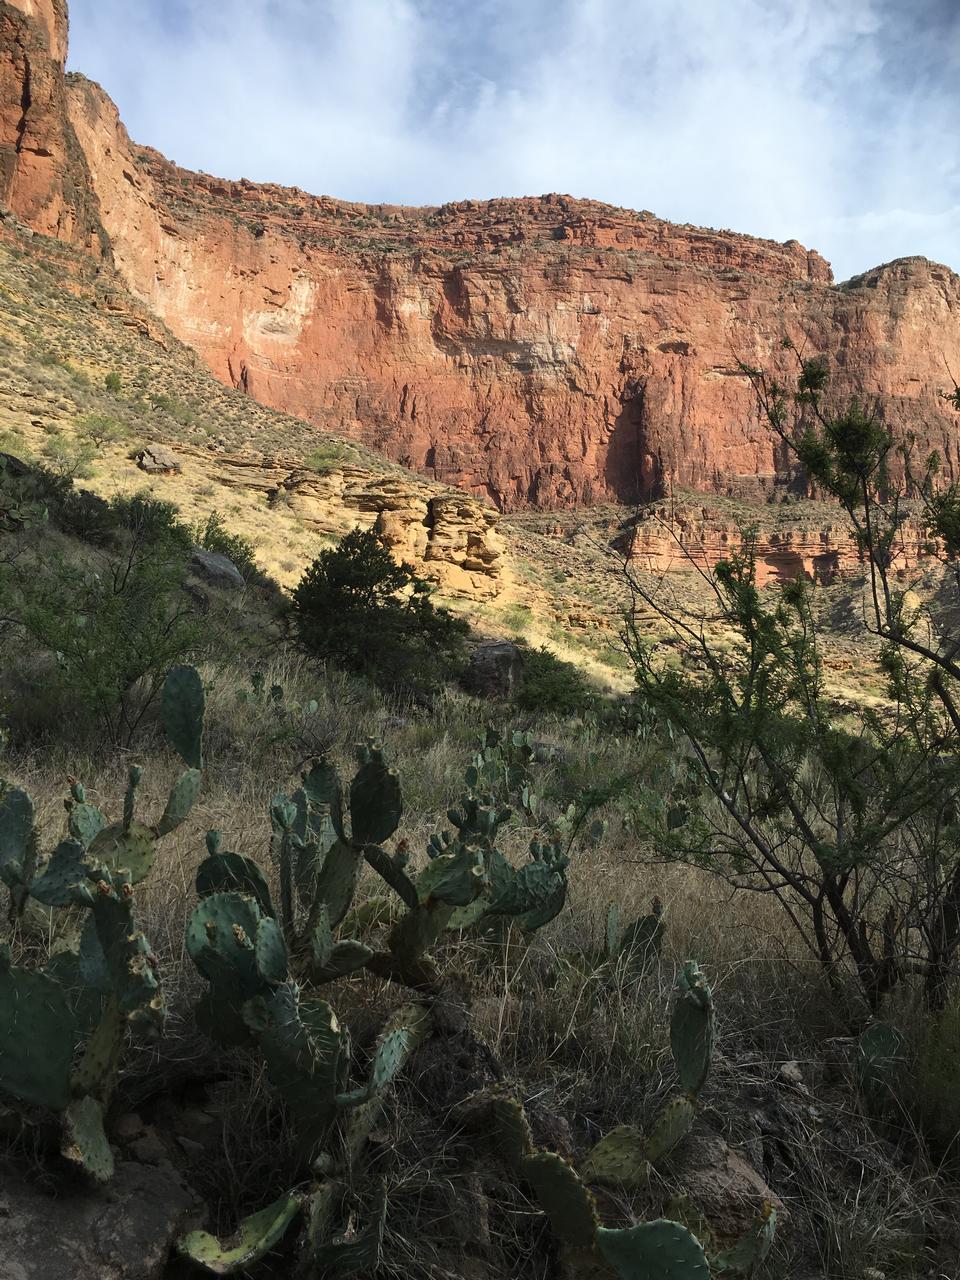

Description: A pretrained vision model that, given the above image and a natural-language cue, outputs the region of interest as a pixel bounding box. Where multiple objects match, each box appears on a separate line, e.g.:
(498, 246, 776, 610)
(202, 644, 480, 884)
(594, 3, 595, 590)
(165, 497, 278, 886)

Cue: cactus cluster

(0, 665, 205, 1181)
(488, 964, 776, 1279)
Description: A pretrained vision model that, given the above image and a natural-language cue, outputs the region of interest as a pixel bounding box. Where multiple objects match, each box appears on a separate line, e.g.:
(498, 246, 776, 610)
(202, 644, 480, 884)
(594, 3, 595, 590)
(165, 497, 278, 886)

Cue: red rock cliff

(3, 3, 959, 511)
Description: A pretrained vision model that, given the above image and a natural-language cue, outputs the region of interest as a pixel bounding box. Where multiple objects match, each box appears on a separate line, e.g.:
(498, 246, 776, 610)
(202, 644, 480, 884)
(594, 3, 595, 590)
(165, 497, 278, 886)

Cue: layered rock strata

(1, 0, 958, 519)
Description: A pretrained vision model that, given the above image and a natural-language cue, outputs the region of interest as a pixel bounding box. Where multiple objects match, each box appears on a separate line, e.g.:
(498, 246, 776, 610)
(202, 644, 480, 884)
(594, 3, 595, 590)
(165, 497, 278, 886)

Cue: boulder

(0, 1156, 201, 1280)
(188, 547, 245, 590)
(670, 1129, 786, 1243)
(135, 445, 181, 475)
(467, 640, 524, 699)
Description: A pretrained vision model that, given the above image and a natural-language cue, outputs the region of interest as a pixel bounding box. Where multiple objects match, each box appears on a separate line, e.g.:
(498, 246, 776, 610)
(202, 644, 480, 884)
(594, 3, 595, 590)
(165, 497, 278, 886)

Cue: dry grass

(4, 653, 958, 1277)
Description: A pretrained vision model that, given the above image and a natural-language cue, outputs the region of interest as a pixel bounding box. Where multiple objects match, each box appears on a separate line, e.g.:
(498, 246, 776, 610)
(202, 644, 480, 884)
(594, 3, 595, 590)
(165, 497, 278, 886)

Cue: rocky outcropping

(625, 501, 933, 585)
(1, 1, 959, 516)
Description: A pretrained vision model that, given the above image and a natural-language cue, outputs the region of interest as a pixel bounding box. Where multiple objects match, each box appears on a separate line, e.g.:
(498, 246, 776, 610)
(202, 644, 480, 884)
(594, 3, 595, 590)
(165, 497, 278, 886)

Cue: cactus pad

(88, 821, 157, 885)
(671, 962, 715, 1096)
(0, 783, 34, 872)
(643, 1095, 697, 1165)
(0, 962, 76, 1109)
(350, 748, 402, 845)
(489, 1095, 534, 1172)
(521, 1152, 598, 1248)
(29, 839, 88, 906)
(68, 802, 107, 849)
(713, 1203, 778, 1275)
(186, 892, 264, 993)
(177, 1192, 302, 1275)
(196, 850, 275, 919)
(156, 768, 203, 837)
(596, 1219, 711, 1279)
(62, 1095, 115, 1184)
(580, 1125, 650, 1188)
(163, 665, 205, 769)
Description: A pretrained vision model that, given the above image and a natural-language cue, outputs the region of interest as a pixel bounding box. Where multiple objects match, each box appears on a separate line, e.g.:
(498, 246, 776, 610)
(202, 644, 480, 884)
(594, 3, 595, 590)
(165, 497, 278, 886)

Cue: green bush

(304, 441, 349, 474)
(104, 371, 122, 394)
(41, 432, 96, 479)
(192, 511, 258, 581)
(0, 497, 213, 745)
(290, 527, 468, 697)
(514, 644, 594, 716)
(77, 412, 127, 449)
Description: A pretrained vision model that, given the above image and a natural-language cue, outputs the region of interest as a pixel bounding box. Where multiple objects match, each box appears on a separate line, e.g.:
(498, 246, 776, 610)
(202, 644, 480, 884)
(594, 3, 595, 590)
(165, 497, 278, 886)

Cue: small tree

(290, 528, 468, 696)
(622, 354, 960, 1015)
(77, 413, 128, 450)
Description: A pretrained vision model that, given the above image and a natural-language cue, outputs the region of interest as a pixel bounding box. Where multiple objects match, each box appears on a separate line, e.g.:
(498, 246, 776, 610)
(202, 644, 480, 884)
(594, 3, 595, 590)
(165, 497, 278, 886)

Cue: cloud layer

(67, 0, 959, 281)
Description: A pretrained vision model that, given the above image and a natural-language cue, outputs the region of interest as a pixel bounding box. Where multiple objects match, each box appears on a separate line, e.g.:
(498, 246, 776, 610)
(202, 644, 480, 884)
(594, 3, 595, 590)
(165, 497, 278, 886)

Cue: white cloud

(66, 0, 960, 280)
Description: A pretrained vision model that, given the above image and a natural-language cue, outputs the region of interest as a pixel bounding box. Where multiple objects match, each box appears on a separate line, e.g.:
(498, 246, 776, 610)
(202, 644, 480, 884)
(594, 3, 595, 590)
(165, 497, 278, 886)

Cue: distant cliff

(3, 0, 959, 513)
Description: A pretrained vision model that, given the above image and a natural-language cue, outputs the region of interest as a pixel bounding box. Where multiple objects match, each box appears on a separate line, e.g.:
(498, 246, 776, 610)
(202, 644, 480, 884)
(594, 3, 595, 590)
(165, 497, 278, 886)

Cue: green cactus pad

(416, 845, 486, 907)
(313, 838, 365, 925)
(310, 1185, 387, 1278)
(489, 1095, 534, 1172)
(29, 840, 89, 906)
(163, 664, 205, 769)
(187, 892, 264, 993)
(79, 913, 113, 992)
(88, 821, 157, 884)
(671, 962, 715, 1096)
(301, 758, 345, 840)
(68, 802, 107, 849)
(596, 1218, 711, 1279)
(366, 1003, 430, 1096)
(713, 1204, 778, 1275)
(0, 963, 76, 1109)
(177, 1192, 302, 1275)
(308, 905, 373, 983)
(296, 809, 338, 906)
(644, 1095, 697, 1165)
(71, 997, 125, 1098)
(156, 768, 203, 837)
(196, 851, 275, 918)
(363, 843, 418, 909)
(88, 891, 165, 1038)
(62, 1095, 115, 1184)
(350, 750, 402, 845)
(521, 1151, 598, 1248)
(580, 1124, 650, 1188)
(255, 916, 289, 986)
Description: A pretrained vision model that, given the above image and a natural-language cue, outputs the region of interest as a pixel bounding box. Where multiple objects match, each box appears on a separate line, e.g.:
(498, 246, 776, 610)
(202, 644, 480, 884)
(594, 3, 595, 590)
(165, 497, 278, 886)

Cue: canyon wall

(3, 1, 959, 513)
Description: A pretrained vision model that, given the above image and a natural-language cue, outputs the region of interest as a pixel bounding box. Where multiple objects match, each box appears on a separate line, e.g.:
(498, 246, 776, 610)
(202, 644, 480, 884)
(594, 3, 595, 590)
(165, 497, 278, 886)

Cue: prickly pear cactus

(671, 962, 715, 1096)
(597, 1219, 711, 1280)
(178, 1192, 302, 1275)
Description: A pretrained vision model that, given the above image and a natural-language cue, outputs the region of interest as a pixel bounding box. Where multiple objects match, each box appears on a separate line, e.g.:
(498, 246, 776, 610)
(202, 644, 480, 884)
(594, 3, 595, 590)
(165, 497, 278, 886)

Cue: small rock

(135, 444, 181, 475)
(188, 547, 245, 590)
(129, 1129, 166, 1166)
(778, 1060, 809, 1094)
(176, 1136, 205, 1158)
(115, 1113, 145, 1142)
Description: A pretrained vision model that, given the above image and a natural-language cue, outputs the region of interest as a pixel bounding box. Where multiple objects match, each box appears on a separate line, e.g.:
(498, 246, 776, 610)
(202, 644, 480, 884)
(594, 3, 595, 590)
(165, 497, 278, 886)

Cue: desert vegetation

(3, 357, 960, 1280)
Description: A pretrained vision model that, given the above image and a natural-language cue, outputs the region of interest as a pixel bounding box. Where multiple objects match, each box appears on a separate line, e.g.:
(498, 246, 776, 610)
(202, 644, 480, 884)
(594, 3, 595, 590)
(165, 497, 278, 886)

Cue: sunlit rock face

(2, 1, 959, 513)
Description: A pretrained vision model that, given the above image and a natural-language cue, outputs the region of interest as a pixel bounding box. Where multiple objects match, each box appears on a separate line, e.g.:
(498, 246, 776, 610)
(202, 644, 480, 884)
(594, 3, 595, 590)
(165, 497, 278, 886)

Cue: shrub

(41, 432, 96, 479)
(513, 644, 594, 716)
(77, 412, 127, 449)
(1, 497, 212, 745)
(104, 371, 122, 394)
(304, 441, 349, 474)
(290, 527, 468, 697)
(192, 511, 258, 581)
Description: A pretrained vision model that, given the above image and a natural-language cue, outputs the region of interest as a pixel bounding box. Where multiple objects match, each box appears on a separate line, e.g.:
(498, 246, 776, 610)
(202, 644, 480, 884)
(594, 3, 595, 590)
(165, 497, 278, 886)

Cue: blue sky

(67, 0, 959, 281)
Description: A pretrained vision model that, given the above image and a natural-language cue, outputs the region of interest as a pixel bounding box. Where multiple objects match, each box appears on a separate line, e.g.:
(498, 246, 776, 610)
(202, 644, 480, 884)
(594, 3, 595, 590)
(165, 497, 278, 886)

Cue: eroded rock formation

(2, 0, 959, 517)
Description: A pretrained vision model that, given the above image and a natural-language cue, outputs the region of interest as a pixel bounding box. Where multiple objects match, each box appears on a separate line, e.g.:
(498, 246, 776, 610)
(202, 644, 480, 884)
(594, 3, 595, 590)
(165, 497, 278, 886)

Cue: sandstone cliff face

(0, 0, 104, 252)
(2, 2, 959, 516)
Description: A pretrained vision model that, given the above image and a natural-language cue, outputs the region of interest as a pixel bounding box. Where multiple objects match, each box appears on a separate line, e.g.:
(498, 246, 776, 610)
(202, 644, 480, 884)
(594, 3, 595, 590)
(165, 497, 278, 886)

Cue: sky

(66, 0, 959, 282)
